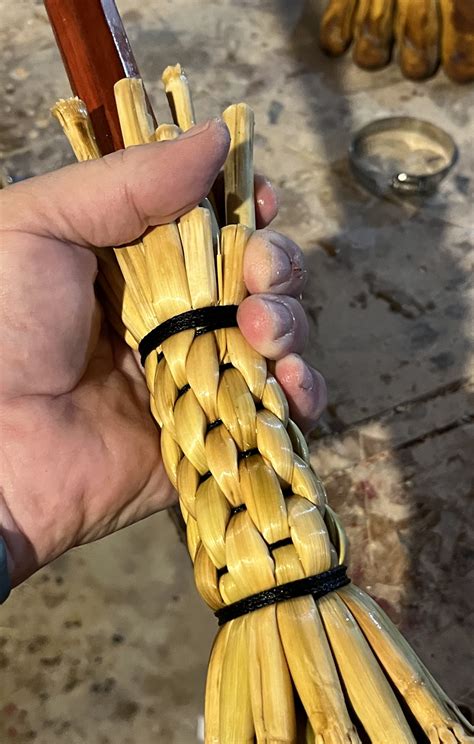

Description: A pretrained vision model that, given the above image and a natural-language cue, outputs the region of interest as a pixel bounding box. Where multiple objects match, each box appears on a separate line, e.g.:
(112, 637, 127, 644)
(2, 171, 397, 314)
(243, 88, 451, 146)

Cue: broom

(50, 65, 473, 743)
(45, 3, 473, 742)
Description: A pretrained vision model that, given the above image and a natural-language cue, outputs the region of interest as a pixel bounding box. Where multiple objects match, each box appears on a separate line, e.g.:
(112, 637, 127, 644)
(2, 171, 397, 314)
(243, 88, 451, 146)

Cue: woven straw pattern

(149, 247, 338, 607)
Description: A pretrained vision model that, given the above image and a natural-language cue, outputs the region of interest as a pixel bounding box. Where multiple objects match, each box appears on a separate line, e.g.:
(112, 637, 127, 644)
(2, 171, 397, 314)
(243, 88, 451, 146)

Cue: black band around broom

(138, 305, 239, 365)
(215, 565, 350, 625)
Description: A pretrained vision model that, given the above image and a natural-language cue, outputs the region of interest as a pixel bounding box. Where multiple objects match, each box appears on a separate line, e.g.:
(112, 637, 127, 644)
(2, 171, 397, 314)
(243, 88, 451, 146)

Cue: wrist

(0, 405, 71, 590)
(0, 489, 39, 590)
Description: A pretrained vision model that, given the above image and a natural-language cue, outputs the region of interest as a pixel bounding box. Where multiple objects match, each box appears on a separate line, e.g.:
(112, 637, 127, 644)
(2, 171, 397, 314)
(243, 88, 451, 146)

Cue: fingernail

(256, 177, 279, 209)
(178, 118, 221, 140)
(299, 364, 314, 391)
(262, 297, 295, 338)
(269, 245, 292, 287)
(263, 177, 279, 207)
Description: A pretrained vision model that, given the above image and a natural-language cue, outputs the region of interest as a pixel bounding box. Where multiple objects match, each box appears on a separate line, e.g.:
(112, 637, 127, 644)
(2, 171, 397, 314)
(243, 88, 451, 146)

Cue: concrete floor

(1, 1, 473, 742)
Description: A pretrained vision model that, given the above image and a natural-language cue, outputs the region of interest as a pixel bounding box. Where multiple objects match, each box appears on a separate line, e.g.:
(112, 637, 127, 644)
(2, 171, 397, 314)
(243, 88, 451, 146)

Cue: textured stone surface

(1, 1, 473, 742)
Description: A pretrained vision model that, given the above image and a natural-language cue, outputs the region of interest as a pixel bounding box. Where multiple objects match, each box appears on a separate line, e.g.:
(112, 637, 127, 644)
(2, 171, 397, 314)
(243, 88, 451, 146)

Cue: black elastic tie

(268, 537, 293, 552)
(177, 383, 190, 399)
(230, 503, 247, 516)
(207, 419, 223, 432)
(239, 448, 260, 460)
(215, 565, 350, 625)
(220, 362, 234, 372)
(139, 305, 239, 366)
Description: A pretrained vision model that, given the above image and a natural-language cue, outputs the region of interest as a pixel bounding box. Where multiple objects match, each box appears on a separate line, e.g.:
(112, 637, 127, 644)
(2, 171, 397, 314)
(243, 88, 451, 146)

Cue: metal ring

(349, 117, 458, 197)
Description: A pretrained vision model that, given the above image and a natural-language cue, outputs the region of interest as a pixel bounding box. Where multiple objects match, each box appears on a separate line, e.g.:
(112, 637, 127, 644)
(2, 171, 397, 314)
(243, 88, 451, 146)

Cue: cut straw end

(155, 122, 181, 141)
(51, 97, 101, 160)
(162, 63, 196, 131)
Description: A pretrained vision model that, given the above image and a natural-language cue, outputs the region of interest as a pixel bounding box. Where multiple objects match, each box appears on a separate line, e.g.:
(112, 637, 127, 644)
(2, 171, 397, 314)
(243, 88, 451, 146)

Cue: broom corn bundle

(319, 0, 474, 83)
(52, 65, 473, 743)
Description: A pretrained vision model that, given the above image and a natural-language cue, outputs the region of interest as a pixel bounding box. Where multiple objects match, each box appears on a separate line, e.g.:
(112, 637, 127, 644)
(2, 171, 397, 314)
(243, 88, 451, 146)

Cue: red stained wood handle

(45, 0, 152, 154)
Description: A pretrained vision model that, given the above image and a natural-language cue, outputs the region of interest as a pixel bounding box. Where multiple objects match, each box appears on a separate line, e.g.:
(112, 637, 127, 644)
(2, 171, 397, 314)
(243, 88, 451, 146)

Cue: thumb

(1, 118, 230, 247)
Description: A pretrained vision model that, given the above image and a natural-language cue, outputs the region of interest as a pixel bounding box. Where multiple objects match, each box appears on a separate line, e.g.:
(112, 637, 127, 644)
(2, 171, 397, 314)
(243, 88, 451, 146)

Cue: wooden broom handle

(44, 0, 156, 154)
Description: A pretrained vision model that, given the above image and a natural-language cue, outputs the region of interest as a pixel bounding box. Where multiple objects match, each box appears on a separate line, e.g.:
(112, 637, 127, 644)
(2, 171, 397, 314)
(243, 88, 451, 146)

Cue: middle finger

(243, 229, 307, 297)
(237, 293, 309, 360)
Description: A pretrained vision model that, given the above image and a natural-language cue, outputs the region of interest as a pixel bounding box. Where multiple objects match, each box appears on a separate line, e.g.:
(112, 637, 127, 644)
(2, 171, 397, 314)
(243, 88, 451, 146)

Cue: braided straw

(52, 68, 473, 743)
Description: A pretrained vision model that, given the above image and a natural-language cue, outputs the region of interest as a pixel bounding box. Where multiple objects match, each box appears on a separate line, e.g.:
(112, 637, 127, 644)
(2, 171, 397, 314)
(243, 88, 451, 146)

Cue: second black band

(215, 565, 350, 626)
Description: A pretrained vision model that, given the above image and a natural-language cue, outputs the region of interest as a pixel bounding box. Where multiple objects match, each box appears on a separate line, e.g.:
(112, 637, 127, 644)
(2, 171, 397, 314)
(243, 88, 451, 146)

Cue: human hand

(0, 119, 326, 589)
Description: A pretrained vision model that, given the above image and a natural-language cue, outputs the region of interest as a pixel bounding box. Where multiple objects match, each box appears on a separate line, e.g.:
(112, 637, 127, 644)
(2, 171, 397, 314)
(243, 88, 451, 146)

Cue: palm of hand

(1, 231, 171, 584)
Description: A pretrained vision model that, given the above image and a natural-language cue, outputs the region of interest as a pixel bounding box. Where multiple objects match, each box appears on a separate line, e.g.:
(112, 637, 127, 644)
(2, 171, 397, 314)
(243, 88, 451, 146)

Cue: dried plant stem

(161, 65, 220, 255)
(319, 593, 415, 742)
(340, 585, 474, 743)
(222, 103, 255, 231)
(115, 78, 194, 390)
(51, 98, 146, 347)
(114, 76, 155, 146)
(51, 97, 101, 160)
(162, 63, 196, 131)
